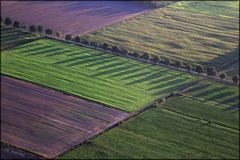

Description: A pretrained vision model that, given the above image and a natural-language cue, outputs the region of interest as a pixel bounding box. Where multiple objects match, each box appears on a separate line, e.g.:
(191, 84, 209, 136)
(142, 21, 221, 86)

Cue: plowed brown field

(1, 1, 151, 35)
(1, 76, 130, 159)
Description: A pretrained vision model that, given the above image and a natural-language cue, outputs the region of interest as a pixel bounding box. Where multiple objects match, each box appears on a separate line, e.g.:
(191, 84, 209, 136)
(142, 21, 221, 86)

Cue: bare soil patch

(1, 1, 152, 35)
(1, 75, 130, 159)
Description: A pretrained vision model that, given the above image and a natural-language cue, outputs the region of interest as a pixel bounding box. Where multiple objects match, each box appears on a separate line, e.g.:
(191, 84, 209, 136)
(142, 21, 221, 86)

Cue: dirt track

(1, 1, 152, 35)
(1, 75, 130, 159)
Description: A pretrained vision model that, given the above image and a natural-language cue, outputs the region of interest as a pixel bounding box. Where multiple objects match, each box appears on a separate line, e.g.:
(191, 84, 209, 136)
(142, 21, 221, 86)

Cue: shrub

(143, 52, 150, 60)
(232, 75, 239, 83)
(175, 60, 183, 68)
(75, 36, 81, 43)
(4, 17, 12, 26)
(158, 98, 166, 103)
(13, 21, 20, 28)
(29, 25, 37, 32)
(45, 29, 53, 35)
(220, 73, 226, 79)
(56, 32, 61, 38)
(186, 64, 192, 72)
(170, 91, 178, 97)
(207, 67, 217, 76)
(196, 65, 204, 74)
(65, 34, 72, 41)
(37, 25, 43, 33)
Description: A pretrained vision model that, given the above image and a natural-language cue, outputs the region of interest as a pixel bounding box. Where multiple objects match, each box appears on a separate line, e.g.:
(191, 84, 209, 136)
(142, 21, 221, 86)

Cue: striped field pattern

(1, 26, 40, 50)
(1, 39, 196, 112)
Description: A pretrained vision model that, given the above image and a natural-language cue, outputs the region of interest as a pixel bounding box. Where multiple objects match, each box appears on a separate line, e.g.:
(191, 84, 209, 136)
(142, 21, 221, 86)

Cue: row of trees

(2, 17, 239, 84)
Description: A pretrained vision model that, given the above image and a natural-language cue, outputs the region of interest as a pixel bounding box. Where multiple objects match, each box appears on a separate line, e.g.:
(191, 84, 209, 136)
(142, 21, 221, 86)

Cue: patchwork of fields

(1, 1, 151, 35)
(1, 26, 40, 50)
(1, 1, 239, 159)
(1, 76, 130, 158)
(82, 1, 239, 75)
(59, 96, 239, 159)
(1, 39, 196, 112)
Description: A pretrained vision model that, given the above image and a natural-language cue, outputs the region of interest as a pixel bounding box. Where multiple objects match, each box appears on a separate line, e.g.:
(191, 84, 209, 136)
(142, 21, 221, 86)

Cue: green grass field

(1, 26, 40, 51)
(59, 96, 239, 159)
(182, 80, 239, 109)
(1, 39, 196, 112)
(81, 1, 239, 75)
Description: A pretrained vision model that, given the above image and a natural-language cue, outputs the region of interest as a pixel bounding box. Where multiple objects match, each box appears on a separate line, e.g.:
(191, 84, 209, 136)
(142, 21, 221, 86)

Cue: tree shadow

(205, 91, 236, 102)
(193, 86, 228, 98)
(27, 47, 62, 56)
(183, 84, 211, 94)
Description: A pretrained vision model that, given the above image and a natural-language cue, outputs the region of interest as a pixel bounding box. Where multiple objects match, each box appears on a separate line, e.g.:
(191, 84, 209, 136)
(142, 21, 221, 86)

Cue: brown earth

(1, 75, 130, 159)
(1, 1, 152, 35)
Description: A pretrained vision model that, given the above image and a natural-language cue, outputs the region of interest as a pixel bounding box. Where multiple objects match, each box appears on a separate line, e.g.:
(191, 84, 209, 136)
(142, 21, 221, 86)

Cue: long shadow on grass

(126, 70, 170, 85)
(27, 48, 63, 56)
(148, 77, 186, 92)
(220, 95, 239, 106)
(13, 42, 42, 50)
(193, 86, 228, 98)
(205, 91, 236, 102)
(84, 57, 116, 68)
(183, 84, 211, 94)
(66, 54, 112, 67)
(20, 45, 54, 55)
(91, 63, 137, 77)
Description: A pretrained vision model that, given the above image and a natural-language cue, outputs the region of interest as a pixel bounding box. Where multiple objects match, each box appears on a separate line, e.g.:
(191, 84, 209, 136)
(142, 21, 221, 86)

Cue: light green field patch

(1, 39, 196, 112)
(59, 97, 239, 159)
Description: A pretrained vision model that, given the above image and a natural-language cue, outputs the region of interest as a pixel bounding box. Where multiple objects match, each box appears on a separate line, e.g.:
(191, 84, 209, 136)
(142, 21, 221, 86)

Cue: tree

(91, 42, 98, 48)
(102, 43, 109, 50)
(232, 75, 239, 83)
(82, 39, 89, 45)
(4, 17, 12, 26)
(13, 21, 20, 28)
(37, 25, 43, 33)
(122, 49, 129, 56)
(152, 55, 160, 63)
(45, 29, 53, 35)
(112, 45, 121, 53)
(220, 73, 226, 80)
(56, 32, 61, 38)
(75, 36, 81, 43)
(175, 60, 183, 68)
(29, 25, 37, 32)
(65, 34, 72, 41)
(196, 65, 204, 74)
(163, 58, 171, 65)
(207, 67, 217, 76)
(133, 52, 139, 58)
(186, 64, 192, 72)
(143, 52, 150, 60)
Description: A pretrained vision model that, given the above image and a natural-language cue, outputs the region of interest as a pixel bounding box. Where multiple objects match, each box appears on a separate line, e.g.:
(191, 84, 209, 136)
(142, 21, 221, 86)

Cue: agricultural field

(182, 79, 239, 109)
(59, 96, 239, 159)
(1, 1, 152, 35)
(1, 39, 196, 112)
(81, 1, 239, 75)
(1, 26, 40, 50)
(1, 75, 130, 159)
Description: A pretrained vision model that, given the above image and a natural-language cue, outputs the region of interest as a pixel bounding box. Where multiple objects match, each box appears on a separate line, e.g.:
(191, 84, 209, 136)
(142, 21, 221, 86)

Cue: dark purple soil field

(1, 1, 151, 35)
(1, 76, 130, 159)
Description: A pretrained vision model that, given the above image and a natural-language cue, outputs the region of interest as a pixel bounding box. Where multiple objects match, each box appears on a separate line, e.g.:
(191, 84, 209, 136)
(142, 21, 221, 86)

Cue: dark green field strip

(1, 26, 40, 50)
(182, 79, 239, 109)
(1, 39, 196, 112)
(82, 2, 239, 75)
(59, 97, 239, 159)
